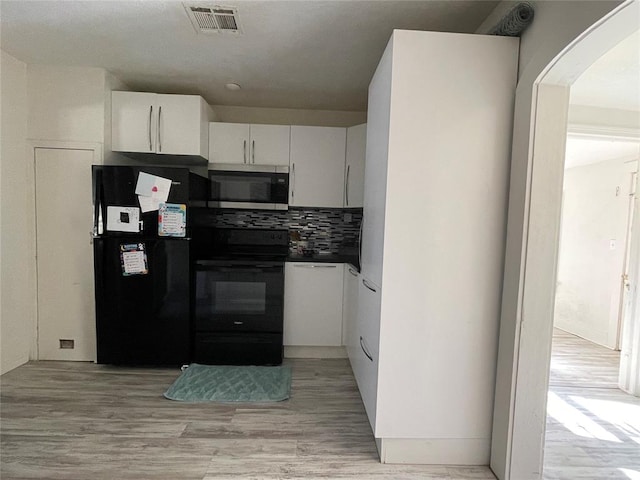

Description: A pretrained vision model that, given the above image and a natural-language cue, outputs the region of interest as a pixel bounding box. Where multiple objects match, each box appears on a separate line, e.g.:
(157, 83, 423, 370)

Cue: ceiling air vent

(184, 4, 242, 35)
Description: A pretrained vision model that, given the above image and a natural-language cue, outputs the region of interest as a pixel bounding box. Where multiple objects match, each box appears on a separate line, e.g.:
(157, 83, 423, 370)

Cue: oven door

(194, 260, 284, 333)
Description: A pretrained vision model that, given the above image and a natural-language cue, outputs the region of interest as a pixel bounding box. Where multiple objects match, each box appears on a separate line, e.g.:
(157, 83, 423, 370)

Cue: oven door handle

(196, 264, 282, 273)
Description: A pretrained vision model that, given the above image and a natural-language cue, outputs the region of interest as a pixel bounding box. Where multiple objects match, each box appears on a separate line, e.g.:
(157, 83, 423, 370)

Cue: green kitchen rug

(164, 364, 292, 403)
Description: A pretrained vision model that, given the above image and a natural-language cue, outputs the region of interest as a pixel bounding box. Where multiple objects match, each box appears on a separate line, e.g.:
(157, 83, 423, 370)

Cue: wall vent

(59, 339, 75, 349)
(184, 4, 242, 35)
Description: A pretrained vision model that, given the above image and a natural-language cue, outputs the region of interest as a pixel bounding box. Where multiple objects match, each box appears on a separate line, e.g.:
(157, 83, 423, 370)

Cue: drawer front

(352, 276, 381, 433)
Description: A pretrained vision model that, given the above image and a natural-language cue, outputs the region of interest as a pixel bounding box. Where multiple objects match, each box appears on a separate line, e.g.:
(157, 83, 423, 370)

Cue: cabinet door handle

(362, 278, 376, 292)
(293, 264, 337, 268)
(233, 321, 244, 325)
(360, 336, 373, 362)
(348, 268, 358, 277)
(345, 164, 350, 206)
(158, 105, 162, 152)
(358, 219, 363, 271)
(291, 163, 295, 200)
(252, 140, 255, 164)
(243, 140, 247, 163)
(148, 105, 153, 151)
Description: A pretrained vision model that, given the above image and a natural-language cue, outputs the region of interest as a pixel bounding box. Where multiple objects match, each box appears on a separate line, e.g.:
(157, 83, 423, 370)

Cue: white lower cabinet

(283, 263, 344, 346)
(342, 265, 360, 348)
(352, 276, 381, 432)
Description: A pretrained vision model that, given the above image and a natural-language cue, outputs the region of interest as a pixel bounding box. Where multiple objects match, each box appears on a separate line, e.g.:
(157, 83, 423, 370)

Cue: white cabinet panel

(345, 123, 366, 208)
(283, 263, 344, 346)
(289, 126, 346, 208)
(112, 91, 156, 154)
(156, 94, 205, 156)
(360, 49, 392, 286)
(249, 124, 290, 166)
(209, 122, 250, 164)
(342, 265, 360, 350)
(353, 275, 381, 432)
(112, 91, 211, 159)
(356, 30, 517, 460)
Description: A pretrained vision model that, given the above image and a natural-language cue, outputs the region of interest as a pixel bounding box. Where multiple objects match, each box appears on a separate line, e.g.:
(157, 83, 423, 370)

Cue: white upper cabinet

(112, 91, 212, 159)
(344, 123, 366, 208)
(209, 123, 250, 164)
(289, 126, 346, 208)
(248, 124, 290, 166)
(208, 122, 290, 166)
(112, 92, 156, 154)
(283, 263, 344, 347)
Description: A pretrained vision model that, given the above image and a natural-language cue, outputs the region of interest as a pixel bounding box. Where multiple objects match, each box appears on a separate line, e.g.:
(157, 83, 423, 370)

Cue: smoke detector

(184, 4, 242, 35)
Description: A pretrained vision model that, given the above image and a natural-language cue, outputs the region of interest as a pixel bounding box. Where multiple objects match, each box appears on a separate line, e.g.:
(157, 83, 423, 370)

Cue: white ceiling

(565, 136, 639, 169)
(0, 0, 500, 111)
(570, 30, 640, 112)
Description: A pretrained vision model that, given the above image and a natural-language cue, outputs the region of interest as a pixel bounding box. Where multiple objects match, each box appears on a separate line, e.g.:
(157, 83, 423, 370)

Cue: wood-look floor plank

(543, 329, 640, 479)
(1, 359, 496, 480)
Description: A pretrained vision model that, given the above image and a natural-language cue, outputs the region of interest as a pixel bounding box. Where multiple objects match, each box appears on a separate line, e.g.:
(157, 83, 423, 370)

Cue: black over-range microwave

(208, 164, 289, 210)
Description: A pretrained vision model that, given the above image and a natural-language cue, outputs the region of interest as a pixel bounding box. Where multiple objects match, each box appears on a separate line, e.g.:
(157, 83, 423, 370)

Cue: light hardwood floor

(543, 329, 640, 479)
(1, 359, 495, 480)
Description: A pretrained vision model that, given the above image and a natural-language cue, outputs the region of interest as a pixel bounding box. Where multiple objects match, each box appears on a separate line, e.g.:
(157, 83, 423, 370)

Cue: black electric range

(191, 227, 288, 365)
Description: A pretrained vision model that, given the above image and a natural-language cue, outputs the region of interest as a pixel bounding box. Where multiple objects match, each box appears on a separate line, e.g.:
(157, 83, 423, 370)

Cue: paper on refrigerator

(106, 206, 141, 232)
(135, 172, 172, 213)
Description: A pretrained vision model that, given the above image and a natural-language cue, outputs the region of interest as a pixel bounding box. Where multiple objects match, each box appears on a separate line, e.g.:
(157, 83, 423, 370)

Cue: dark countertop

(286, 253, 360, 271)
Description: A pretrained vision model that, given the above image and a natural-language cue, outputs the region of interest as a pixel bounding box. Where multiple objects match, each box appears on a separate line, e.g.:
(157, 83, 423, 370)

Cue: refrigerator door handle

(93, 168, 103, 236)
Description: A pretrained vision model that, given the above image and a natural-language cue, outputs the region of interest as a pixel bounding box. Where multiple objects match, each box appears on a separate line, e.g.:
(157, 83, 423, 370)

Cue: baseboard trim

(284, 346, 347, 358)
(377, 437, 490, 465)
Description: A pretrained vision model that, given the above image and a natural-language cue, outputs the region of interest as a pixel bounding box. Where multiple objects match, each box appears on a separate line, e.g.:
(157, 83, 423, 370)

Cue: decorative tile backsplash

(191, 207, 362, 254)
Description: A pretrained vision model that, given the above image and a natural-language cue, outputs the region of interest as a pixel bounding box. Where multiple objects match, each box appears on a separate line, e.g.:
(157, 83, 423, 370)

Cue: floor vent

(184, 4, 242, 35)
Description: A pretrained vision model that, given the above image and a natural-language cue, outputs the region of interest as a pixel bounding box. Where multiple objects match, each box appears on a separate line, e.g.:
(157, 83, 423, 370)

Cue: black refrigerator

(92, 165, 206, 366)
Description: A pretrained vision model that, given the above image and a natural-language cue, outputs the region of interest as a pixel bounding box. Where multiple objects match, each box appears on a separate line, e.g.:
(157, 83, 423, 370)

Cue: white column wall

(476, 1, 625, 479)
(0, 50, 34, 374)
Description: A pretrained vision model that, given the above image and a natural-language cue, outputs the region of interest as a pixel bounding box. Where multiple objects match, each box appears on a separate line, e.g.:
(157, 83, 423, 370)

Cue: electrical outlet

(344, 213, 353, 223)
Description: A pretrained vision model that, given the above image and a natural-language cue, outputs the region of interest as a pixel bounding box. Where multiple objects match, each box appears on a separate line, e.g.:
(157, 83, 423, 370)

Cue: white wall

(476, 1, 625, 479)
(211, 104, 366, 127)
(27, 65, 107, 143)
(555, 156, 638, 348)
(0, 50, 35, 375)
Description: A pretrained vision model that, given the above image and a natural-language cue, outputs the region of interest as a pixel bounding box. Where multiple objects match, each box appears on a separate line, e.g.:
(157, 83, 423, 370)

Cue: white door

(111, 91, 157, 153)
(209, 122, 250, 164)
(35, 148, 97, 361)
(249, 124, 290, 166)
(619, 169, 640, 395)
(618, 171, 637, 348)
